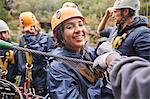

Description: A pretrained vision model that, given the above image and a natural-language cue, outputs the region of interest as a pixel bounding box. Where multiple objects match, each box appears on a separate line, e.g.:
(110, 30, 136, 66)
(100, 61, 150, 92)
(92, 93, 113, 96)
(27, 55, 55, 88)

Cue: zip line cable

(13, 46, 93, 65)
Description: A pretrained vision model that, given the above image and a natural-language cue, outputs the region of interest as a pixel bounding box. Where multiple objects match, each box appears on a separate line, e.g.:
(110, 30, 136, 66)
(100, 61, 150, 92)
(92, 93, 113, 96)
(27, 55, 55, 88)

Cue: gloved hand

(96, 41, 113, 56)
(93, 51, 120, 71)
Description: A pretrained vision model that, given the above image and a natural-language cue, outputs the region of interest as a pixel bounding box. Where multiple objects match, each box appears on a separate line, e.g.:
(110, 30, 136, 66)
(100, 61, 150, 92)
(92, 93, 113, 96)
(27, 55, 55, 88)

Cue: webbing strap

(111, 26, 138, 48)
(0, 50, 15, 73)
(9, 50, 15, 64)
(112, 33, 127, 48)
(0, 57, 3, 69)
(24, 44, 33, 89)
(25, 52, 32, 65)
(0, 50, 15, 79)
(27, 66, 31, 88)
(58, 59, 99, 84)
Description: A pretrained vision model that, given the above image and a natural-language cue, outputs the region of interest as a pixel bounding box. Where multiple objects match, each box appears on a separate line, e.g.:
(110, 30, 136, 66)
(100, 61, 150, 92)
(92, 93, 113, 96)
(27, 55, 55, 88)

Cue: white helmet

(113, 0, 140, 11)
(0, 19, 9, 32)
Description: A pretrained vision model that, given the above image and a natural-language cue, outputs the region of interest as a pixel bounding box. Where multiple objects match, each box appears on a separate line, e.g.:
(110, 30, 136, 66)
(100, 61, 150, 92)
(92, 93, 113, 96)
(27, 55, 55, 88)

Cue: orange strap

(24, 44, 33, 89)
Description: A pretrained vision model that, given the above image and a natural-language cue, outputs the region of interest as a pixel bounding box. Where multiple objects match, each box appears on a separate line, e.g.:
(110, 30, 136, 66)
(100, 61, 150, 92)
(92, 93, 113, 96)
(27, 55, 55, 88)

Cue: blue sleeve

(133, 28, 150, 61)
(47, 61, 103, 99)
(47, 61, 83, 99)
(87, 79, 103, 99)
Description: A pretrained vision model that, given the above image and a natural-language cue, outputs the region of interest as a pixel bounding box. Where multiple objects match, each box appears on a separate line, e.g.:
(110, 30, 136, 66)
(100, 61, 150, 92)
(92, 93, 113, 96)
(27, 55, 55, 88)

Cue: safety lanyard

(23, 33, 41, 91)
(24, 43, 33, 89)
(25, 51, 33, 89)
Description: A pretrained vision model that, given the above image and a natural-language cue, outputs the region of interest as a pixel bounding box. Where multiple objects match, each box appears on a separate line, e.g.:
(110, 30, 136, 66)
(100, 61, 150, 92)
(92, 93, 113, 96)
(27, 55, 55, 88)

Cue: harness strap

(24, 44, 33, 89)
(58, 59, 103, 84)
(0, 56, 3, 69)
(25, 45, 33, 65)
(112, 33, 127, 48)
(0, 50, 15, 79)
(23, 33, 42, 91)
(111, 25, 144, 48)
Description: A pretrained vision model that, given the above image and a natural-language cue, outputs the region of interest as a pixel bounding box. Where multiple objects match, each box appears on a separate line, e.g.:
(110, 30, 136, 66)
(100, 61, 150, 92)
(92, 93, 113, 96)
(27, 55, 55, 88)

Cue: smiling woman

(51, 7, 85, 47)
(63, 17, 87, 52)
(47, 7, 114, 99)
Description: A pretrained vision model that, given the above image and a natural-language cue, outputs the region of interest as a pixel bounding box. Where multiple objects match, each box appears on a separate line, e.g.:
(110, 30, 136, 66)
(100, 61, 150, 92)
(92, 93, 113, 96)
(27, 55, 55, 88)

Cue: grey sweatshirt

(109, 56, 150, 99)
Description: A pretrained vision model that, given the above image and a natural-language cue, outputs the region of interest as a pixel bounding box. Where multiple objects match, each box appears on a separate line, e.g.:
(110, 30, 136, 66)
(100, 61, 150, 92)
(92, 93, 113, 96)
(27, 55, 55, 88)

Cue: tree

(0, 0, 12, 22)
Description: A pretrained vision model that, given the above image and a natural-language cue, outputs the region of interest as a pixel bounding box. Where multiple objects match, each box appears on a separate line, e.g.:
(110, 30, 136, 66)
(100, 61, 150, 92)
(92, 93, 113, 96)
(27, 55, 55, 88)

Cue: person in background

(18, 12, 54, 96)
(0, 19, 18, 83)
(93, 51, 150, 99)
(97, 0, 150, 61)
(47, 7, 114, 99)
(97, 7, 115, 34)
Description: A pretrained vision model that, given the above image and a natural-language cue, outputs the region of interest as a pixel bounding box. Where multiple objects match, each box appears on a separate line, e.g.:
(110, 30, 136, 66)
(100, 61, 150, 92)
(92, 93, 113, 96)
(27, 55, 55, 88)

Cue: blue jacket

(18, 32, 54, 87)
(110, 16, 150, 61)
(19, 32, 54, 71)
(47, 47, 114, 99)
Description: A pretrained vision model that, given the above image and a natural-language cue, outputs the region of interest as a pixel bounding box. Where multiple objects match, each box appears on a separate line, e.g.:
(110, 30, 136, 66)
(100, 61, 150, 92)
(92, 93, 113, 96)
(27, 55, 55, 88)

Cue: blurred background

(0, 0, 149, 46)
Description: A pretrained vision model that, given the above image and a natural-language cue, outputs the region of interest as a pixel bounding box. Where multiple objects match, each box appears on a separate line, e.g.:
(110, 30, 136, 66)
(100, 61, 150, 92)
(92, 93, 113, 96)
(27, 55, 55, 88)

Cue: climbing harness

(111, 27, 137, 48)
(0, 50, 15, 79)
(112, 32, 128, 48)
(22, 40, 35, 95)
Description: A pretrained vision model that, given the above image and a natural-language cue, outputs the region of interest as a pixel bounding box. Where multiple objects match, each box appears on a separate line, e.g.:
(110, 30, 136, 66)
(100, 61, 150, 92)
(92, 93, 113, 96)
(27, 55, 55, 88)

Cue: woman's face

(63, 17, 87, 52)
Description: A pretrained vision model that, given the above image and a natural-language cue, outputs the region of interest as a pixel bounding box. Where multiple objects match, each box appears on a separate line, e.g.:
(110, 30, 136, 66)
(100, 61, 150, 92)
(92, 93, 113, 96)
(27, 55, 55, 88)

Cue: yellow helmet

(62, 2, 78, 9)
(19, 12, 39, 32)
(51, 7, 85, 31)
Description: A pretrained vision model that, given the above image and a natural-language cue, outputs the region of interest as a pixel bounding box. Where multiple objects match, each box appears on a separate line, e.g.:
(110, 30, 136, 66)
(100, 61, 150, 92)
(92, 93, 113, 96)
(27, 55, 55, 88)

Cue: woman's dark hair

(53, 23, 64, 46)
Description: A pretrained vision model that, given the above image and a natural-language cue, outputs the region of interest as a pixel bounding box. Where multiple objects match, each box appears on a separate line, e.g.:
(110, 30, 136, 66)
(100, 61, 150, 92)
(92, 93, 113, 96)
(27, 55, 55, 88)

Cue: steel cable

(13, 46, 93, 65)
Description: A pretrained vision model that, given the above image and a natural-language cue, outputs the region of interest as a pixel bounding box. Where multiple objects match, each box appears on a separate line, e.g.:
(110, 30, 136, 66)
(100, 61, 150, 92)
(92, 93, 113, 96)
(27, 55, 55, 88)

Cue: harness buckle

(25, 63, 33, 69)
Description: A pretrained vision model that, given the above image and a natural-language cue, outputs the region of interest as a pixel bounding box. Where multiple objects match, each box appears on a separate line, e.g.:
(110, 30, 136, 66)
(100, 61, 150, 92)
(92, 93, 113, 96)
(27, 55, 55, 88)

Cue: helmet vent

(56, 10, 61, 19)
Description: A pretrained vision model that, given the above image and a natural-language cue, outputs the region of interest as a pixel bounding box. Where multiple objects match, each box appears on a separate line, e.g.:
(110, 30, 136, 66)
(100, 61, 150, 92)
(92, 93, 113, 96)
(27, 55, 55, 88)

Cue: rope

(0, 79, 24, 99)
(13, 46, 93, 65)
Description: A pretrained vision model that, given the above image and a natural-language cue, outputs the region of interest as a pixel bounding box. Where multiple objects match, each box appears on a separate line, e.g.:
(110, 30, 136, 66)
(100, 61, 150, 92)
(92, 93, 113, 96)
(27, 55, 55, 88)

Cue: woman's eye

(79, 23, 83, 27)
(66, 25, 73, 29)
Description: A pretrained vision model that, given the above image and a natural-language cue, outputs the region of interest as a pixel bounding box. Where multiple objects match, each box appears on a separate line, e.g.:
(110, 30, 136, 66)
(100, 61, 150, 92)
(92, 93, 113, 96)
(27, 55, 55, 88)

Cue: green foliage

(0, 0, 12, 21)
(140, 2, 150, 16)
